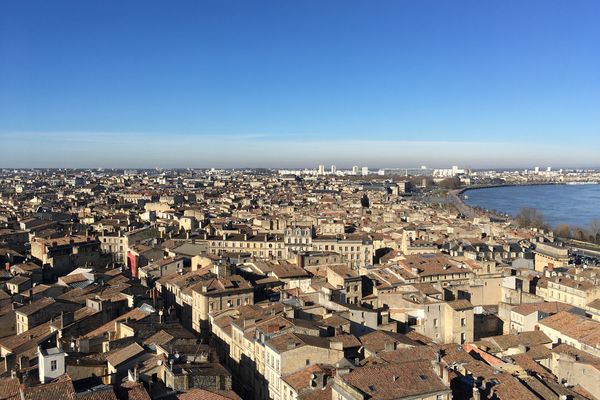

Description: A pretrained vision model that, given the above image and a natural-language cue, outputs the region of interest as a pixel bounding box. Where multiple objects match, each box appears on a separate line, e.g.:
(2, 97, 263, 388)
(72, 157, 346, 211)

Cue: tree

(515, 208, 548, 230)
(438, 177, 462, 190)
(573, 227, 588, 241)
(590, 220, 600, 243)
(554, 224, 572, 238)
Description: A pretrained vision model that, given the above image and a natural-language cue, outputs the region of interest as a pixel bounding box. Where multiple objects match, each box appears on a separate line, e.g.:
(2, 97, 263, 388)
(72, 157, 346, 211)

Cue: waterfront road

(448, 189, 475, 219)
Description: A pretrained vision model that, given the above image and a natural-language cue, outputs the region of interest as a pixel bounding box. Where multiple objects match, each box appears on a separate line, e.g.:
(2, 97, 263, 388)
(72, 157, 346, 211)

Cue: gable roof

(341, 360, 449, 399)
(106, 342, 145, 367)
(540, 311, 600, 349)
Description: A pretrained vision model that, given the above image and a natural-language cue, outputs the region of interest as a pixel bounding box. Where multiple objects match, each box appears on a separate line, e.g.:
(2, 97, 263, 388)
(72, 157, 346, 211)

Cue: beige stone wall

(442, 304, 474, 344)
(551, 354, 600, 399)
(534, 252, 568, 272)
(192, 289, 253, 333)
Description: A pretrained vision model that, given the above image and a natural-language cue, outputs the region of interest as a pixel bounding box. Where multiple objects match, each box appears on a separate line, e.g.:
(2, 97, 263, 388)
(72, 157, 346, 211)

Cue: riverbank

(457, 182, 561, 196)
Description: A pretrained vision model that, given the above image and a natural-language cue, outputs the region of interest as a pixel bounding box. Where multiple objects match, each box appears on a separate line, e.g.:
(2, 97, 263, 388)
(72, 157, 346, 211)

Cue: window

(50, 360, 57, 371)
(461, 318, 466, 327)
(433, 318, 438, 327)
(306, 359, 310, 366)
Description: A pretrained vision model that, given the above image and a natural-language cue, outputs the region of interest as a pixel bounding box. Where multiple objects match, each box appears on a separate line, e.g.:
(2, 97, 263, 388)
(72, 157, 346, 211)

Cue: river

(463, 184, 600, 227)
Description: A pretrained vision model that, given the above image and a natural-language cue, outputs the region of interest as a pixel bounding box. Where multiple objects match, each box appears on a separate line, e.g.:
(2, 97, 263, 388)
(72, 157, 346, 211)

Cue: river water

(463, 184, 600, 227)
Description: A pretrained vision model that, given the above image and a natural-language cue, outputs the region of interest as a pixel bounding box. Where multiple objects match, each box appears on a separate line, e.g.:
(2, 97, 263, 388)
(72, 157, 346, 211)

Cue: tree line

(515, 208, 600, 244)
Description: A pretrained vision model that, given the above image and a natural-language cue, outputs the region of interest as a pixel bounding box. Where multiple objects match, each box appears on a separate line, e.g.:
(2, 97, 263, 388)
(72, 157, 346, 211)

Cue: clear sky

(1, 0, 599, 169)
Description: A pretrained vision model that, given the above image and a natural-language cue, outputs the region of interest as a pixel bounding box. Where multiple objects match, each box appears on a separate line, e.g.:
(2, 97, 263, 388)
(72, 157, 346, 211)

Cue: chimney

(242, 318, 255, 329)
(18, 356, 29, 370)
(297, 253, 304, 269)
(4, 354, 16, 373)
(431, 359, 449, 384)
(60, 311, 75, 328)
(381, 312, 390, 324)
(442, 366, 449, 384)
(310, 372, 327, 389)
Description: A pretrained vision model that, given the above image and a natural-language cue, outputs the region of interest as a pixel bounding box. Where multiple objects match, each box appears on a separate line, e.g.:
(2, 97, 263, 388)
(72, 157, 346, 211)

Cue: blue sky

(1, 0, 599, 168)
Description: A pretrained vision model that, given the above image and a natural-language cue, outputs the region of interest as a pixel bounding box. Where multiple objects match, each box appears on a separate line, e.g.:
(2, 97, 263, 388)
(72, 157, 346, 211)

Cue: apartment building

(30, 235, 102, 275)
(540, 275, 600, 308)
(312, 235, 374, 269)
(509, 301, 574, 333)
(99, 225, 160, 265)
(397, 254, 473, 284)
(205, 233, 288, 260)
(418, 299, 474, 345)
(332, 359, 451, 400)
(263, 333, 344, 400)
(326, 264, 363, 304)
(284, 227, 314, 253)
(538, 311, 600, 358)
(191, 275, 254, 335)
